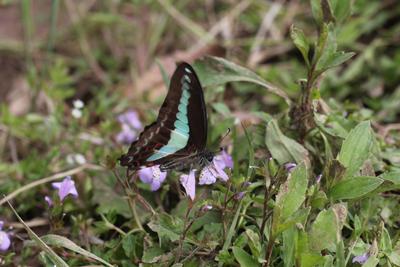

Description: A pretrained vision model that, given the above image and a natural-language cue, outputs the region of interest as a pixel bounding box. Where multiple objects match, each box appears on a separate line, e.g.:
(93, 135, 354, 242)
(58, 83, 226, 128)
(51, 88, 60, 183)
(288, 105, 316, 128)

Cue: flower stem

(175, 201, 194, 263)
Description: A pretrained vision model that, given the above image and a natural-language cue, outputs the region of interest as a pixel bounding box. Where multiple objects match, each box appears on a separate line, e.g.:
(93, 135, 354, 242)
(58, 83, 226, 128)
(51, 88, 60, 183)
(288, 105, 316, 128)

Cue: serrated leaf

(265, 119, 309, 165)
(291, 25, 310, 67)
(328, 176, 383, 201)
(142, 247, 165, 263)
(40, 234, 114, 267)
(337, 121, 374, 178)
(194, 56, 290, 105)
(122, 233, 144, 260)
(147, 214, 182, 242)
(275, 162, 308, 222)
(232, 246, 260, 267)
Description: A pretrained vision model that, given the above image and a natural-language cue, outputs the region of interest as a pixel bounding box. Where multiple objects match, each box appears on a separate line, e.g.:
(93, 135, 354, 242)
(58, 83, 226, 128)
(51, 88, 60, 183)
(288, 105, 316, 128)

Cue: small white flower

(66, 153, 87, 165)
(74, 154, 86, 165)
(73, 99, 84, 109)
(71, 108, 82, 119)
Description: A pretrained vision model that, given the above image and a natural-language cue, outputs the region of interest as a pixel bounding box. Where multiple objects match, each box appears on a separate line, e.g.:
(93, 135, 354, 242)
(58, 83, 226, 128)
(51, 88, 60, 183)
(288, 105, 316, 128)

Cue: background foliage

(0, 0, 399, 266)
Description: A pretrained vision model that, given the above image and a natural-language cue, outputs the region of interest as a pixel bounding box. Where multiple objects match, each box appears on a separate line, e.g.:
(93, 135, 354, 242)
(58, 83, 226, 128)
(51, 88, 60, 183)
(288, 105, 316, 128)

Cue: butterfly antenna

(214, 128, 231, 153)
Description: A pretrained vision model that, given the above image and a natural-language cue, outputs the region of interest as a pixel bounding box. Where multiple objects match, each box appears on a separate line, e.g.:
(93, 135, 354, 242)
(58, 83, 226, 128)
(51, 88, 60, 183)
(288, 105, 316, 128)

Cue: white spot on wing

(185, 67, 192, 73)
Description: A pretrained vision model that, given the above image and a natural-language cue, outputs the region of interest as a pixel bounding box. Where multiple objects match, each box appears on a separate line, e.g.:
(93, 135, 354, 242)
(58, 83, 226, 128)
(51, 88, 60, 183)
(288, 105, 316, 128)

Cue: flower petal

(213, 159, 229, 182)
(352, 253, 369, 264)
(180, 170, 196, 200)
(214, 150, 233, 169)
(44, 196, 53, 206)
(138, 167, 154, 184)
(0, 231, 11, 251)
(118, 110, 142, 129)
(52, 176, 78, 201)
(138, 165, 167, 191)
(116, 124, 138, 144)
(199, 166, 217, 185)
(284, 162, 297, 172)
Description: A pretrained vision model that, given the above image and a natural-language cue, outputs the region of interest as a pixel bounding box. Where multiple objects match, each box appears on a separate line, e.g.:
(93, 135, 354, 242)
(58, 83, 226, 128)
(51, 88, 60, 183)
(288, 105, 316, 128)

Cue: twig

(0, 164, 103, 206)
(221, 181, 232, 239)
(248, 2, 282, 67)
(191, 0, 251, 52)
(175, 201, 194, 263)
(157, 0, 208, 40)
(64, 0, 109, 85)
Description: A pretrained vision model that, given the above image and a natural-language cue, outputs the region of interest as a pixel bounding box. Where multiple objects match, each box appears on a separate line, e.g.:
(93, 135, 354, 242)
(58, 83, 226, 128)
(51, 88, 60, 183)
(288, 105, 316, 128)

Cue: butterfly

(119, 62, 215, 172)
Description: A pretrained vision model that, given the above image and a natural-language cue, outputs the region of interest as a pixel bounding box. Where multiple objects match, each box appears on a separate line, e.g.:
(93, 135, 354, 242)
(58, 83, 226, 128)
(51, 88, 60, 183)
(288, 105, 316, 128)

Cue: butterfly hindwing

(119, 62, 208, 170)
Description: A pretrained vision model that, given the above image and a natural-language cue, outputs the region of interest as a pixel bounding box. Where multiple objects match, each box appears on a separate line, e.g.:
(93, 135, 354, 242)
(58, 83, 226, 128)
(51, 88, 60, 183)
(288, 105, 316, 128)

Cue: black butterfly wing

(119, 62, 208, 170)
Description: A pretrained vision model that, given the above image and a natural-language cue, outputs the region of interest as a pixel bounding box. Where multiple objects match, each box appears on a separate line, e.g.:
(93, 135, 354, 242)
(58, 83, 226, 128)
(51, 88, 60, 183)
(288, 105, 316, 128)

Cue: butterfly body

(119, 62, 213, 172)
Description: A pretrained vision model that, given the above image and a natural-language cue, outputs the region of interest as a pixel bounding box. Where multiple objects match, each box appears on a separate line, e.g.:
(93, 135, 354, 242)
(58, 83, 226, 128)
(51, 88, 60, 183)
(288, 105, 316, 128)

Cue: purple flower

(352, 252, 369, 264)
(116, 110, 142, 145)
(316, 174, 322, 183)
(234, 191, 246, 200)
(284, 163, 297, 172)
(44, 196, 53, 206)
(0, 221, 11, 251)
(180, 170, 196, 200)
(214, 150, 233, 169)
(52, 176, 79, 201)
(199, 158, 229, 185)
(138, 165, 167, 191)
(201, 205, 213, 211)
(118, 110, 142, 129)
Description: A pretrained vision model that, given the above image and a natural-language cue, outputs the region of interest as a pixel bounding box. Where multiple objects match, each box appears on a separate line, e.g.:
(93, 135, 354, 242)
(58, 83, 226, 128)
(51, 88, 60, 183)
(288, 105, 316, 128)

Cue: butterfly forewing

(119, 62, 208, 171)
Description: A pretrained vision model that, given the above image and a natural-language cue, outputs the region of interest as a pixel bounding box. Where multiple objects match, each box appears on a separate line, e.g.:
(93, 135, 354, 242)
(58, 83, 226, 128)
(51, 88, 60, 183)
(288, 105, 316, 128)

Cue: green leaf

(156, 59, 170, 88)
(314, 23, 355, 73)
(379, 172, 400, 185)
(328, 176, 383, 201)
(7, 202, 69, 267)
(277, 208, 311, 235)
(265, 119, 309, 165)
(291, 25, 310, 67)
(311, 0, 323, 26)
(194, 56, 291, 105)
(362, 256, 379, 267)
(337, 121, 374, 178)
(147, 213, 182, 242)
(335, 240, 346, 267)
(300, 253, 325, 267)
(309, 208, 340, 252)
(275, 162, 308, 222)
(142, 247, 165, 263)
(245, 229, 262, 258)
(330, 0, 352, 23)
(232, 246, 260, 267)
(379, 227, 392, 253)
(282, 227, 297, 267)
(212, 102, 231, 117)
(122, 233, 144, 260)
(314, 23, 329, 64)
(388, 251, 400, 266)
(40, 234, 114, 267)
